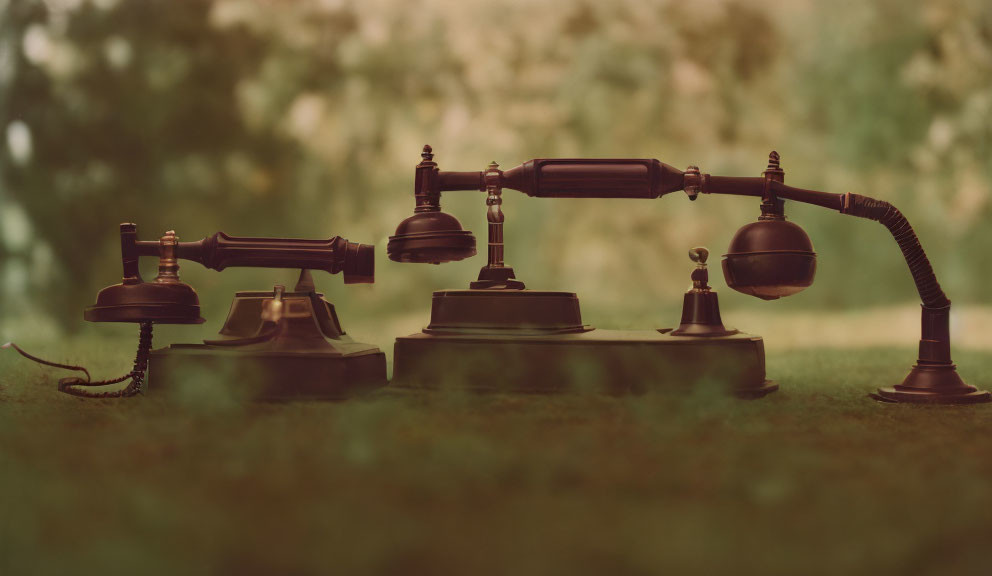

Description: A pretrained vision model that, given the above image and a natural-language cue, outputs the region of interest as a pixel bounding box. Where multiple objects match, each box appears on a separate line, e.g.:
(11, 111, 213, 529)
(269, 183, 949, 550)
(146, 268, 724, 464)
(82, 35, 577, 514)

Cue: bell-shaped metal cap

(387, 211, 476, 264)
(84, 281, 205, 324)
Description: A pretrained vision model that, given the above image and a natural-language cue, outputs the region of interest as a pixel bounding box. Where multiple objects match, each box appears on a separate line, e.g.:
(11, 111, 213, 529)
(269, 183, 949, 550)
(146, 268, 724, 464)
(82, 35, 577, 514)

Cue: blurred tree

(0, 0, 320, 327)
(0, 0, 989, 333)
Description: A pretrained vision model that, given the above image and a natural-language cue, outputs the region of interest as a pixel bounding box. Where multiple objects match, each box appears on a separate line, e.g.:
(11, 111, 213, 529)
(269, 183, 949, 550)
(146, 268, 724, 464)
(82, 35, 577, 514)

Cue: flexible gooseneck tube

(840, 194, 948, 308)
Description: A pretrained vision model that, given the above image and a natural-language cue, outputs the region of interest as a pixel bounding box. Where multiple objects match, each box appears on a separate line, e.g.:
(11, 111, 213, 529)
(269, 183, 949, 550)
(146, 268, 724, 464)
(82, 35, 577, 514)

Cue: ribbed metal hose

(842, 193, 949, 308)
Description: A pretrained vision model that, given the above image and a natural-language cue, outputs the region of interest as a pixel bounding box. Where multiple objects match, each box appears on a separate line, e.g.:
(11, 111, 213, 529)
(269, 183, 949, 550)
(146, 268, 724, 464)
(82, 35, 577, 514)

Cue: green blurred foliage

(0, 0, 990, 337)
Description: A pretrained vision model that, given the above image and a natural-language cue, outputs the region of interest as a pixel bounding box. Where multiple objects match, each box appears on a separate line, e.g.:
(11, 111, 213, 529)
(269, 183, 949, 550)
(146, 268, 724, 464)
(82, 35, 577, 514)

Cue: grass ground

(2, 338, 992, 575)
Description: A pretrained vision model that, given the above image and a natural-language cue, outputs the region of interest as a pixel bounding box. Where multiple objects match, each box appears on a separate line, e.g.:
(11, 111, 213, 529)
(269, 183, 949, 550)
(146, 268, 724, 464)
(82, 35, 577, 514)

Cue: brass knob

(688, 246, 709, 265)
(154, 230, 181, 284)
(261, 285, 286, 324)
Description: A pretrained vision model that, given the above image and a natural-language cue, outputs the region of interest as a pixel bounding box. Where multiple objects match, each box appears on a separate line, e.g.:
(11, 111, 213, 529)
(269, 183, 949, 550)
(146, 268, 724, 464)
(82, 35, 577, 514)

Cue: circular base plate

(733, 380, 778, 399)
(874, 363, 992, 404)
(874, 387, 992, 405)
(426, 289, 590, 334)
(671, 326, 740, 337)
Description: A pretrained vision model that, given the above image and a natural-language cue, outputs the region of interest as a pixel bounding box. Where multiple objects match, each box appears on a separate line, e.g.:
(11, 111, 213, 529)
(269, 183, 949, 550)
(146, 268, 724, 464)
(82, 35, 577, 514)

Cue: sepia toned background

(4, 2, 992, 575)
(1, 0, 991, 356)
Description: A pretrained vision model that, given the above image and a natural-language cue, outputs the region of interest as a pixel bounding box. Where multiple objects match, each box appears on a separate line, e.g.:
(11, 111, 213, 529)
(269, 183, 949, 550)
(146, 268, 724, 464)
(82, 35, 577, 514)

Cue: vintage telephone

(387, 145, 989, 403)
(8, 223, 385, 400)
(6, 148, 985, 405)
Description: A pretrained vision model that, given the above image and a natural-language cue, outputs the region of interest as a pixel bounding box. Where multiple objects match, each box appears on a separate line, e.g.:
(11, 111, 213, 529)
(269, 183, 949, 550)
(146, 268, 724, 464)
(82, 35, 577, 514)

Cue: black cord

(4, 322, 153, 398)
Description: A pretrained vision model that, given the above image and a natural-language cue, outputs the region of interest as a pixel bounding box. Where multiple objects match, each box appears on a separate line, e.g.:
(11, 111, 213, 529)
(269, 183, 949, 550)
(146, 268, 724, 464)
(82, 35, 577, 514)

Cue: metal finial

(688, 246, 709, 265)
(488, 161, 499, 171)
(767, 151, 781, 171)
(155, 230, 180, 284)
(421, 145, 433, 161)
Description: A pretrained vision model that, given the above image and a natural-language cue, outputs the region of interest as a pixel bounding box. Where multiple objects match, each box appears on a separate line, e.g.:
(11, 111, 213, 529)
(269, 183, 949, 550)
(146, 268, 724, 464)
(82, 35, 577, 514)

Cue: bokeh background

(1, 0, 991, 359)
(4, 3, 992, 574)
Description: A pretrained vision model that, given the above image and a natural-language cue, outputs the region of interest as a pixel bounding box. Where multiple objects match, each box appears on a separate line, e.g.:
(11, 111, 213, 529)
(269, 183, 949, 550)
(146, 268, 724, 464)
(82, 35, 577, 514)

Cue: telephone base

(393, 329, 774, 397)
(394, 288, 774, 396)
(147, 345, 386, 401)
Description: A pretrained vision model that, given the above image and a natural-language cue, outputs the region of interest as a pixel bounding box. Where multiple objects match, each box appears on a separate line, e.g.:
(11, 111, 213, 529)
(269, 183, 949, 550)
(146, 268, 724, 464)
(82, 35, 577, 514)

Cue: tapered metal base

(393, 289, 773, 396)
(875, 363, 991, 404)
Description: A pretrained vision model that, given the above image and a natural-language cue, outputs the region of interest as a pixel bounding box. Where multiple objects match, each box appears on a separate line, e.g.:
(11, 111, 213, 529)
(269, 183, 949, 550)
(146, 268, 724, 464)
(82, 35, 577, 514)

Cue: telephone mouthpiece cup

(342, 241, 375, 284)
(387, 211, 477, 264)
(722, 219, 816, 300)
(84, 281, 205, 324)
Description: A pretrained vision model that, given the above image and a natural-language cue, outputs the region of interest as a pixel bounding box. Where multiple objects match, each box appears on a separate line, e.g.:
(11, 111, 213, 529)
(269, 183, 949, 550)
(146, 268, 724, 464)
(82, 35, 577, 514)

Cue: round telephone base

(424, 289, 588, 335)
